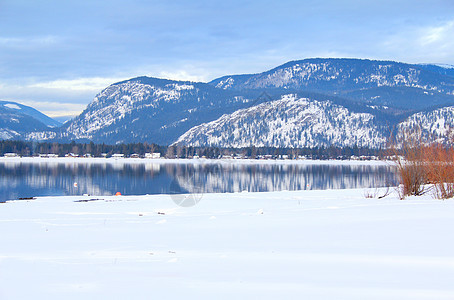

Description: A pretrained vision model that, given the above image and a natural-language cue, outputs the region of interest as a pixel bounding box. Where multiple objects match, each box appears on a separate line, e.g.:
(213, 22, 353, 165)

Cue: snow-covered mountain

(50, 77, 256, 144)
(174, 94, 387, 148)
(0, 101, 61, 128)
(11, 58, 454, 148)
(211, 58, 454, 111)
(212, 58, 454, 92)
(397, 106, 454, 143)
(0, 101, 60, 140)
(175, 96, 454, 149)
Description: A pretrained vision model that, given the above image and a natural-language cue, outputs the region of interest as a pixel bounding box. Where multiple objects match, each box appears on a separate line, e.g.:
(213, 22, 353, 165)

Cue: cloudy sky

(1, 0, 453, 118)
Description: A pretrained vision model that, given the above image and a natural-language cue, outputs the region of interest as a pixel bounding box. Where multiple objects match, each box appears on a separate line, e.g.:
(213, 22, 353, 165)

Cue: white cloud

(0, 35, 60, 49)
(12, 100, 86, 118)
(157, 70, 208, 82)
(0, 78, 116, 117)
(30, 77, 124, 92)
(380, 20, 454, 64)
(419, 21, 454, 47)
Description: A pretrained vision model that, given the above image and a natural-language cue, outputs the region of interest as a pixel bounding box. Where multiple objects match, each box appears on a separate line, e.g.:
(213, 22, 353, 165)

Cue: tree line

(0, 140, 383, 159)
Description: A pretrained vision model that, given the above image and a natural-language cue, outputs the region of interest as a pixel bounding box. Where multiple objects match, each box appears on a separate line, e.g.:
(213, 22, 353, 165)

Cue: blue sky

(1, 0, 453, 118)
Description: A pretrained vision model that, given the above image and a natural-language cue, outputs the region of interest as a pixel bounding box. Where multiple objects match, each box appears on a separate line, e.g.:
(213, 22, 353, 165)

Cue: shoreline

(0, 156, 392, 166)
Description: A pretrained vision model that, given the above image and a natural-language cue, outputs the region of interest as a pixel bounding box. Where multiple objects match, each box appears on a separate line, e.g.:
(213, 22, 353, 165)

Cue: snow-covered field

(1, 187, 454, 299)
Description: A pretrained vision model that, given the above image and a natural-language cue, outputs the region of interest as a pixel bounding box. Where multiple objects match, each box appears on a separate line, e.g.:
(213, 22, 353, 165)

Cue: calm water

(0, 160, 397, 202)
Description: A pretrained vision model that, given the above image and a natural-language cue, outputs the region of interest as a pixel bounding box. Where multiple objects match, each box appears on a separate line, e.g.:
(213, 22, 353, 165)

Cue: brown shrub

(391, 127, 454, 199)
(422, 144, 454, 199)
(391, 142, 427, 199)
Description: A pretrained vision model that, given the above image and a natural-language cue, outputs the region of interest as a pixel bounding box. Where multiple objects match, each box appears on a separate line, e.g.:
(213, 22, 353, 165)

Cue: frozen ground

(1, 188, 454, 299)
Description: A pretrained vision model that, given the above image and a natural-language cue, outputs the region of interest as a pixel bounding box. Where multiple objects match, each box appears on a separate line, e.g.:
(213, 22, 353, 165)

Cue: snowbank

(1, 188, 453, 299)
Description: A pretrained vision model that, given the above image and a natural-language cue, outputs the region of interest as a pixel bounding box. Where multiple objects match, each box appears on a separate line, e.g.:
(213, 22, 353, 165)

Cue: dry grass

(364, 186, 391, 199)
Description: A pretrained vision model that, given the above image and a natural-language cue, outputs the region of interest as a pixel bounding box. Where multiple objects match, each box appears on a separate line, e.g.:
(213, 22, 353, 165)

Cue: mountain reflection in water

(0, 160, 396, 201)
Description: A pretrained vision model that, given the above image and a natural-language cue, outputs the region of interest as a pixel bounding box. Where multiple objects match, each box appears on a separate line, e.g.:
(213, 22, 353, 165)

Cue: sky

(1, 0, 453, 118)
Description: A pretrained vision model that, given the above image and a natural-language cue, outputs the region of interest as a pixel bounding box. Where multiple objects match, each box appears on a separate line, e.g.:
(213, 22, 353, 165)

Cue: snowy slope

(64, 79, 191, 140)
(397, 106, 454, 142)
(175, 94, 386, 148)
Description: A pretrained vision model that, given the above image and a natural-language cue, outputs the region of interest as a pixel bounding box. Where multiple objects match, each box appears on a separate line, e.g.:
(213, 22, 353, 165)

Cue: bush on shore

(391, 128, 454, 199)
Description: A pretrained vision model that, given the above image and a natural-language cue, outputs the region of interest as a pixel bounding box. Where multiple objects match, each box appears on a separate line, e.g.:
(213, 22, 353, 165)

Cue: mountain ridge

(3, 58, 454, 148)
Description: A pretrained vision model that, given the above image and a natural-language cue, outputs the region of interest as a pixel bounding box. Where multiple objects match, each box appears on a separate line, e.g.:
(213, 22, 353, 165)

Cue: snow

(432, 64, 454, 69)
(0, 129, 20, 140)
(3, 103, 21, 110)
(1, 185, 454, 299)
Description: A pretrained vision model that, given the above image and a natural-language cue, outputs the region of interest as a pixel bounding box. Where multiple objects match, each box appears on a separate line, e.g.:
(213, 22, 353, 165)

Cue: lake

(0, 159, 397, 202)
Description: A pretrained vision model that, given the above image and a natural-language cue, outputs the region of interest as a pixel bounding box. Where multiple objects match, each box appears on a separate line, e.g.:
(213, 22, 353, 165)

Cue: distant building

(112, 153, 125, 158)
(38, 154, 58, 158)
(3, 153, 18, 158)
(65, 153, 79, 157)
(145, 153, 161, 159)
(130, 153, 140, 158)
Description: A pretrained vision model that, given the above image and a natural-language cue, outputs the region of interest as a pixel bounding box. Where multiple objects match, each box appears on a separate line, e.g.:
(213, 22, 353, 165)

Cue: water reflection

(169, 163, 396, 194)
(0, 160, 396, 201)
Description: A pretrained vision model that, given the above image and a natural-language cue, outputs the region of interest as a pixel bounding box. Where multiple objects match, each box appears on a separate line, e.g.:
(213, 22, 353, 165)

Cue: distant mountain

(417, 64, 454, 78)
(0, 101, 61, 128)
(52, 115, 74, 125)
(0, 101, 59, 140)
(16, 58, 454, 148)
(210, 58, 454, 112)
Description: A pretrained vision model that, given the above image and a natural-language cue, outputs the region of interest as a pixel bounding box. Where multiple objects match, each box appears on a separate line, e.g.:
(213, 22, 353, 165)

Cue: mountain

(18, 58, 454, 148)
(174, 59, 454, 148)
(397, 106, 454, 143)
(174, 94, 387, 148)
(53, 115, 74, 125)
(0, 101, 59, 140)
(0, 101, 61, 128)
(417, 64, 454, 78)
(50, 77, 259, 144)
(210, 58, 454, 112)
